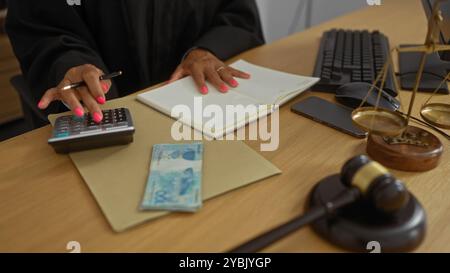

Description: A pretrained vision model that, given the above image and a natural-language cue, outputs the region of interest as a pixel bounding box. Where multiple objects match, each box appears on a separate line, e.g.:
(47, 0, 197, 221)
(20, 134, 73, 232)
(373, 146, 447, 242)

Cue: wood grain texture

(0, 0, 449, 252)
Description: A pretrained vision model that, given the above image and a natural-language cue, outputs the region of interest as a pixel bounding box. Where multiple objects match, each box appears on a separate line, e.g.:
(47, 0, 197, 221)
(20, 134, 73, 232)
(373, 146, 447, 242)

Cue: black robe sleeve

(194, 0, 265, 61)
(5, 0, 264, 108)
(5, 1, 108, 108)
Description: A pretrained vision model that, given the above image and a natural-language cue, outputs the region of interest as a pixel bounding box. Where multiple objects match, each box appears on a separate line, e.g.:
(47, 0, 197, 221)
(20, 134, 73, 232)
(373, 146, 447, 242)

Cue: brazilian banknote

(141, 143, 203, 212)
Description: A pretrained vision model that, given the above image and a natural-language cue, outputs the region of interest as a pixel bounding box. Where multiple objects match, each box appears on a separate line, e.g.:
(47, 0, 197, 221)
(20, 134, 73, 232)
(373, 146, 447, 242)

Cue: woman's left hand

(168, 48, 250, 95)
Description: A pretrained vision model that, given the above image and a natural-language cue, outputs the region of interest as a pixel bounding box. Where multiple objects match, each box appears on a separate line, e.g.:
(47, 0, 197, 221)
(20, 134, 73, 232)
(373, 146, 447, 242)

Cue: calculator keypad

(53, 108, 132, 139)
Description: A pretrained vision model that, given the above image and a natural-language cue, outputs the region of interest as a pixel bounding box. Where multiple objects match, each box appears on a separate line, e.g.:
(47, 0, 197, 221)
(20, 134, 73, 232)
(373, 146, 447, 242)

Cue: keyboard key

(56, 132, 70, 138)
(331, 72, 342, 80)
(86, 125, 100, 130)
(116, 121, 129, 127)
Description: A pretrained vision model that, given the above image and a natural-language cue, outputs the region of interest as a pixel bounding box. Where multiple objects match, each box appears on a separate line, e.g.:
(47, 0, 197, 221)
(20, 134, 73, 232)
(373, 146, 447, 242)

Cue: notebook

(137, 60, 320, 139)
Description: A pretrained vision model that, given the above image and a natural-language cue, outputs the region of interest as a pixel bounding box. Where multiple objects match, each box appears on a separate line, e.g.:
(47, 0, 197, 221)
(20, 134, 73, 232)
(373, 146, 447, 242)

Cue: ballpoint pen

(60, 71, 123, 91)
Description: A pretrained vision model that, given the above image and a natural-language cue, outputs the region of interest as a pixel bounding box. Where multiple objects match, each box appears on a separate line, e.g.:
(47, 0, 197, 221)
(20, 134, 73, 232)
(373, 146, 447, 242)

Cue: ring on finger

(216, 66, 226, 73)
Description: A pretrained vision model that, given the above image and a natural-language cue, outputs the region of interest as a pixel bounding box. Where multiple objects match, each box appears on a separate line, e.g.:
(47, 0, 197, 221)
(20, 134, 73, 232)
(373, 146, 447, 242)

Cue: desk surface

(1, 0, 449, 252)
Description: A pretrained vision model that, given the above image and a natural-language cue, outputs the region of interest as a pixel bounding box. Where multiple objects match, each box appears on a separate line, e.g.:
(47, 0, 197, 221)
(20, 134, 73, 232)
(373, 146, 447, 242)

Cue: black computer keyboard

(313, 29, 397, 97)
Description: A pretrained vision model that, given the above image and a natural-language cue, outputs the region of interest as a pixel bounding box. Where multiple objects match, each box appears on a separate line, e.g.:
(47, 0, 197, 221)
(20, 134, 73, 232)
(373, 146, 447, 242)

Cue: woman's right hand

(37, 64, 111, 123)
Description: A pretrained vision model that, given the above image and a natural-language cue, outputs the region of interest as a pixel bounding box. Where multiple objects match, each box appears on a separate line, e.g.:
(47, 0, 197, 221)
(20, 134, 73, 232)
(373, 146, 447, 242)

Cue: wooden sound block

(367, 126, 444, 172)
(309, 175, 426, 252)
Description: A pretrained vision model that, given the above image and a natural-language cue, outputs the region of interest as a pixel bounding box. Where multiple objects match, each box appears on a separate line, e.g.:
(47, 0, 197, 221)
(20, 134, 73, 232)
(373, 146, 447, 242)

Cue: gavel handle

(229, 206, 326, 253)
(229, 189, 360, 253)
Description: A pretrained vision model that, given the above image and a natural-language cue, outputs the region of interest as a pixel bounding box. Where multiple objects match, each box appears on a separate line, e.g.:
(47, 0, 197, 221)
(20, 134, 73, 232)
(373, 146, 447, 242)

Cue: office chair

(10, 75, 49, 129)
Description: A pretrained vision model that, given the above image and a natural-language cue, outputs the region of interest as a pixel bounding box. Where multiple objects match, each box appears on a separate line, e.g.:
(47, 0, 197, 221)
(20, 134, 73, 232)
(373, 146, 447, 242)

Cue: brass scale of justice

(352, 0, 450, 172)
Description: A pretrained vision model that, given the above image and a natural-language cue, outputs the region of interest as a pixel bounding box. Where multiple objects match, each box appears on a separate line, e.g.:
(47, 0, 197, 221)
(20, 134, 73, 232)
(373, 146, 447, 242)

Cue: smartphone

(291, 96, 367, 138)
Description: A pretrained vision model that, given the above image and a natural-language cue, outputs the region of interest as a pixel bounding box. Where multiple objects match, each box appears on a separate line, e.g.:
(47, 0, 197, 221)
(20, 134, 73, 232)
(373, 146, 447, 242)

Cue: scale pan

(352, 107, 407, 137)
(420, 103, 450, 129)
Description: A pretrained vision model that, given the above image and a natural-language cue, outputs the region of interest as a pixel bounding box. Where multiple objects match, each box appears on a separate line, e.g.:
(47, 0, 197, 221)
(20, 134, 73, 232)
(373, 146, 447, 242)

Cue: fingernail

(101, 83, 109, 92)
(244, 73, 251, 79)
(230, 79, 239, 87)
(201, 86, 209, 94)
(93, 112, 103, 123)
(74, 107, 84, 117)
(220, 84, 229, 93)
(96, 96, 106, 104)
(37, 100, 45, 109)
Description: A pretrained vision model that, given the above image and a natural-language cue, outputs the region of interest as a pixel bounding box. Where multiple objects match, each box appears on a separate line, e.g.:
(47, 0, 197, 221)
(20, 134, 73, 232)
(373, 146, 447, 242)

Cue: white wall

(256, 0, 368, 42)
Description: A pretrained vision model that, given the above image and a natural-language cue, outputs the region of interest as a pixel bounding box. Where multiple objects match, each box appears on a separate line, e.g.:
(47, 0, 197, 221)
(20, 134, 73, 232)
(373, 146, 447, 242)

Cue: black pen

(60, 71, 123, 91)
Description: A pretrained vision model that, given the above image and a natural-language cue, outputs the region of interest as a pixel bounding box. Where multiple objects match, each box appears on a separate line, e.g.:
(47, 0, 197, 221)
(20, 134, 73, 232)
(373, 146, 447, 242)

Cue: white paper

(137, 60, 319, 138)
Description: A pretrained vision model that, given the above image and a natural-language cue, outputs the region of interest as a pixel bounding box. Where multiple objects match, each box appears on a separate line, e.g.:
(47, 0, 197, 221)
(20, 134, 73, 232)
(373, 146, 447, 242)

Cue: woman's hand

(37, 64, 111, 123)
(169, 48, 251, 94)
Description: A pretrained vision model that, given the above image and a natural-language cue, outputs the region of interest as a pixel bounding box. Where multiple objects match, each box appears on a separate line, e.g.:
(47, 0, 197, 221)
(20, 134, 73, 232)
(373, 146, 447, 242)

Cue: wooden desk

(0, 0, 449, 252)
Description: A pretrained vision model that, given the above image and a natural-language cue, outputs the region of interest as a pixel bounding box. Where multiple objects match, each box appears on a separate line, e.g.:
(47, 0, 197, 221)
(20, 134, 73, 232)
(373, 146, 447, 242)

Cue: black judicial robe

(5, 0, 264, 113)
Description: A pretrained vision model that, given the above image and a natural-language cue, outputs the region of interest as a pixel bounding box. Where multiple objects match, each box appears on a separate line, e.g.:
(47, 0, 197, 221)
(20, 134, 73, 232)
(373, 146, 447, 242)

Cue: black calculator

(48, 108, 135, 154)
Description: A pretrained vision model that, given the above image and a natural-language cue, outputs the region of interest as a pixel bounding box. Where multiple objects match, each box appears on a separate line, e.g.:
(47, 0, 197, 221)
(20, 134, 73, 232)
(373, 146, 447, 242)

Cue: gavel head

(340, 155, 410, 214)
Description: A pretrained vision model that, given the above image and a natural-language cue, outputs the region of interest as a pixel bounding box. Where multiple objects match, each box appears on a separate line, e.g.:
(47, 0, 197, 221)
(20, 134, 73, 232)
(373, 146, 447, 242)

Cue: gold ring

(216, 66, 226, 72)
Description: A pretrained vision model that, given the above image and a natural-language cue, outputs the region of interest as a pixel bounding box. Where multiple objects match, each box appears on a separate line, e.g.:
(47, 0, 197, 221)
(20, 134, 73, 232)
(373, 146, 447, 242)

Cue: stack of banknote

(140, 143, 203, 212)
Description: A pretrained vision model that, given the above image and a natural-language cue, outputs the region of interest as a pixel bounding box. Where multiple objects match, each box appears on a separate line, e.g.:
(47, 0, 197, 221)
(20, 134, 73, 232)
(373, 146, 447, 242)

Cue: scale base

(308, 175, 426, 253)
(367, 126, 444, 172)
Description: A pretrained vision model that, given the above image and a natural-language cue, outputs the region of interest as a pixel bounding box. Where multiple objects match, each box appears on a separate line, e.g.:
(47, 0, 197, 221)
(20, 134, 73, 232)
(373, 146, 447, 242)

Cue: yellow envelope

(49, 94, 281, 232)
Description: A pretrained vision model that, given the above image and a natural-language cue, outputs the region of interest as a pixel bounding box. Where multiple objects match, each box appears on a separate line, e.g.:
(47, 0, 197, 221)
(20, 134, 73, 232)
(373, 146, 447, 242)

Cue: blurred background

(257, 0, 366, 42)
(0, 0, 366, 141)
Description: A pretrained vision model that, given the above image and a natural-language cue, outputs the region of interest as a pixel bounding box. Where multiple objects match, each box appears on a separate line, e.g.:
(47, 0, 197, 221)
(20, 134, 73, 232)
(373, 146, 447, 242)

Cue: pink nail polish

(93, 112, 103, 123)
(96, 96, 106, 104)
(74, 107, 84, 117)
(201, 86, 209, 94)
(101, 83, 109, 92)
(230, 79, 239, 87)
(37, 101, 45, 109)
(220, 84, 229, 93)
